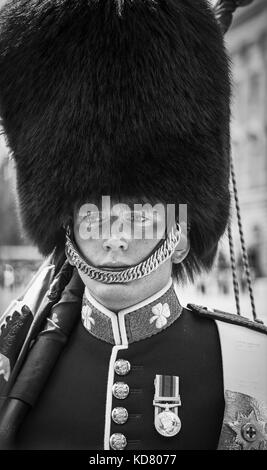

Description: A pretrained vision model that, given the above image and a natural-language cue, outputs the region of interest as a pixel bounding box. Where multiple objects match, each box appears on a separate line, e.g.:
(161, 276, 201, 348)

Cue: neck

(82, 277, 182, 346)
(81, 263, 173, 313)
(85, 277, 173, 314)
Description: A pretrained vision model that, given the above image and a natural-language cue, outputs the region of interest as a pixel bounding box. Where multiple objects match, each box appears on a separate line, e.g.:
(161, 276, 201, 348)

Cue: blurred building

(0, 132, 43, 312)
(225, 0, 267, 277)
(0, 132, 21, 246)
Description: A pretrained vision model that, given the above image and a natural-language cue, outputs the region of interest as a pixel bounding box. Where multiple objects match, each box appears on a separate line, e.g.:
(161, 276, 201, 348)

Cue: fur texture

(0, 0, 231, 279)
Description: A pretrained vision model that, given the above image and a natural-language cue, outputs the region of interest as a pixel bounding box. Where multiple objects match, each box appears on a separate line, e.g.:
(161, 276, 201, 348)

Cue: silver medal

(155, 405, 182, 437)
(153, 375, 182, 438)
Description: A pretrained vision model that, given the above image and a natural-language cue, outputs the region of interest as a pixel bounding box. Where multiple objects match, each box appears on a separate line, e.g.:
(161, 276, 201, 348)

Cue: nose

(103, 237, 128, 252)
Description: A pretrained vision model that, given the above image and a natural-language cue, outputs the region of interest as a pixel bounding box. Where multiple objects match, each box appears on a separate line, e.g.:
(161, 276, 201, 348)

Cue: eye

(128, 211, 153, 224)
(85, 211, 108, 226)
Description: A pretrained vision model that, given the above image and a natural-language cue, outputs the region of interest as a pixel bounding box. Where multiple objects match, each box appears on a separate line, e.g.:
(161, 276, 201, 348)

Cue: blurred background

(0, 0, 266, 322)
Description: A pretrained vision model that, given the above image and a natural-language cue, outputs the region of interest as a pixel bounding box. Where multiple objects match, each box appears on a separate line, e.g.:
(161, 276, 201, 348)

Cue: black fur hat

(0, 0, 231, 279)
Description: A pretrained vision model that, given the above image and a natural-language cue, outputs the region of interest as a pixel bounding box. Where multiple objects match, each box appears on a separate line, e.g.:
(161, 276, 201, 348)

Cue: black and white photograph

(0, 0, 266, 454)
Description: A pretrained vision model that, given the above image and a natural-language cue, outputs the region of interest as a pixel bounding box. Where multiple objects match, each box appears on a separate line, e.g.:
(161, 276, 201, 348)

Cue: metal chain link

(65, 223, 181, 284)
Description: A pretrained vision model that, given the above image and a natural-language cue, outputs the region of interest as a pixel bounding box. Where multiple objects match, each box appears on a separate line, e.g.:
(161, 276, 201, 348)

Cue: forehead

(74, 197, 169, 214)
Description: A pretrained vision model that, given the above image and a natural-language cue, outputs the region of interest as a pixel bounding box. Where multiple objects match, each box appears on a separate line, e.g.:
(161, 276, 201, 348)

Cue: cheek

(75, 235, 103, 260)
(132, 238, 159, 255)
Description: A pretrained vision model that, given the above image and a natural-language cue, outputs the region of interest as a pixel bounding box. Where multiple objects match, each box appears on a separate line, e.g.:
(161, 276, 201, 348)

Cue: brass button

(114, 359, 131, 376)
(110, 433, 127, 450)
(112, 382, 129, 400)
(112, 407, 129, 425)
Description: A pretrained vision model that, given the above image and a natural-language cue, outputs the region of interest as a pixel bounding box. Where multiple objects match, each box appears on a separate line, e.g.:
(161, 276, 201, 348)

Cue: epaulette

(187, 303, 267, 335)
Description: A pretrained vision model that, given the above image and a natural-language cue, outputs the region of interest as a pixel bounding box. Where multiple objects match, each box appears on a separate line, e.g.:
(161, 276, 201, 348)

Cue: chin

(83, 276, 135, 311)
(78, 263, 172, 311)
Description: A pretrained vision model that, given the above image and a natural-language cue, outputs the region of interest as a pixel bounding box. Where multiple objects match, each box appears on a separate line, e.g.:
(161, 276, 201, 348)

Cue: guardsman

(0, 0, 266, 450)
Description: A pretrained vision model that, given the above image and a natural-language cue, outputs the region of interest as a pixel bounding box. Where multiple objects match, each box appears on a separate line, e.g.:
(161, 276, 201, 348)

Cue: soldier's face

(73, 199, 176, 311)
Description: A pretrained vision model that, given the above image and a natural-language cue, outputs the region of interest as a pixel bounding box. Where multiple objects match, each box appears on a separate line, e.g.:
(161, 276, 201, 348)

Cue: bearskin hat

(0, 0, 231, 280)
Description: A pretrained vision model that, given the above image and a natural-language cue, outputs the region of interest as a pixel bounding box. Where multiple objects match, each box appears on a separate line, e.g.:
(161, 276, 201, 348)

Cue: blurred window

(248, 72, 261, 116)
(247, 130, 266, 187)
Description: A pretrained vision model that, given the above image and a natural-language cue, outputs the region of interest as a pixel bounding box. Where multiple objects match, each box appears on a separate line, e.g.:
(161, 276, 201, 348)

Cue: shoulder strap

(187, 303, 267, 335)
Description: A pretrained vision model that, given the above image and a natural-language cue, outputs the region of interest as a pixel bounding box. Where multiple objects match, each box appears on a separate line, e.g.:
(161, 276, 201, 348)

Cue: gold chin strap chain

(65, 223, 181, 284)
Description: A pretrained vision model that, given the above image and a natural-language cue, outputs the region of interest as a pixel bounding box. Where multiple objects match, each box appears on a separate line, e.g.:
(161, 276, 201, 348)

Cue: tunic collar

(81, 278, 183, 345)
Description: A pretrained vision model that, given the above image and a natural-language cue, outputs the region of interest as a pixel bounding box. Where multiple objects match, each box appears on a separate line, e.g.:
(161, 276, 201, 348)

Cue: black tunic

(15, 281, 224, 450)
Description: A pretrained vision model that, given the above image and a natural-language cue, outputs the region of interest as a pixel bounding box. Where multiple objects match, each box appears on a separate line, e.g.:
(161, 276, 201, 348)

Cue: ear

(171, 223, 190, 264)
